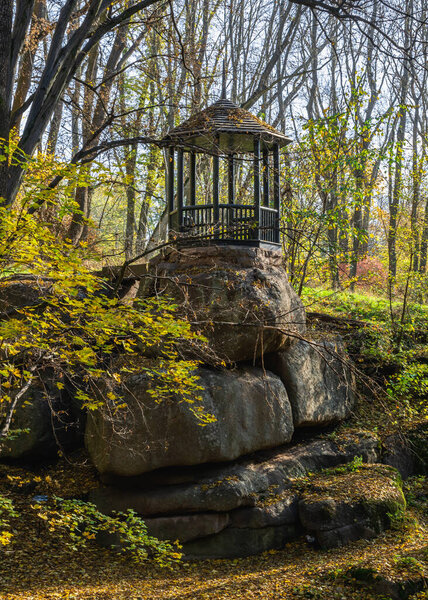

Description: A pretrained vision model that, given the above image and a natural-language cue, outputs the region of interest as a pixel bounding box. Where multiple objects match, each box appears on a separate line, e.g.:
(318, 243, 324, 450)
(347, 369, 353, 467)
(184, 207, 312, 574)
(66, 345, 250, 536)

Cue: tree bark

(388, 0, 410, 290)
(0, 0, 13, 199)
(124, 143, 138, 260)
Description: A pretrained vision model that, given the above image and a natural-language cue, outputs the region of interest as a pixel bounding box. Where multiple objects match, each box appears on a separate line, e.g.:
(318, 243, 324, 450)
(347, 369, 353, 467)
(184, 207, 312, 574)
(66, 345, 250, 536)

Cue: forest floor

(0, 455, 426, 600)
(0, 289, 427, 600)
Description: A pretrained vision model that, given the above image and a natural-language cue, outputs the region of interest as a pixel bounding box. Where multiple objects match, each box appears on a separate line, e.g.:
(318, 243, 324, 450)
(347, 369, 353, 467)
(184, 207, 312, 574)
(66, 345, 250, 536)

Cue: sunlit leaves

(0, 169, 209, 449)
(0, 495, 18, 546)
(33, 497, 182, 567)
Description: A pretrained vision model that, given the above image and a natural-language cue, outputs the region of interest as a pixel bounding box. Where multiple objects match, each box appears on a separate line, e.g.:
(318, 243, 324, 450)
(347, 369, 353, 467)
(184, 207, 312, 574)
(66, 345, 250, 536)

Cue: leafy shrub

(32, 497, 182, 567)
(0, 495, 18, 546)
(387, 363, 428, 421)
(0, 205, 214, 451)
(393, 555, 425, 576)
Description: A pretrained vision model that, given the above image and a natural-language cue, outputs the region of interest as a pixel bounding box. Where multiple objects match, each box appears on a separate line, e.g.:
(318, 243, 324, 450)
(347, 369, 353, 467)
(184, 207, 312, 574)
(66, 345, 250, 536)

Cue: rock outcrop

(4, 246, 388, 559)
(91, 453, 404, 558)
(265, 338, 356, 427)
(90, 431, 380, 516)
(137, 246, 306, 363)
(298, 464, 406, 549)
(86, 364, 294, 477)
(0, 381, 82, 460)
(382, 421, 428, 478)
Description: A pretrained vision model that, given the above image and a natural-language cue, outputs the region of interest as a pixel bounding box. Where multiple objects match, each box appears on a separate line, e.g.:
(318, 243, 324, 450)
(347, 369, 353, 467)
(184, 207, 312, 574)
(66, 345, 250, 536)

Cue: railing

(260, 206, 280, 244)
(169, 204, 279, 245)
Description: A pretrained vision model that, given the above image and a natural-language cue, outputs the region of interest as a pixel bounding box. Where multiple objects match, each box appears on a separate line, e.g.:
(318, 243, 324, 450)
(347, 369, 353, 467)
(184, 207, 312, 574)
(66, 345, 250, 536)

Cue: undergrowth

(301, 287, 428, 329)
(301, 287, 428, 427)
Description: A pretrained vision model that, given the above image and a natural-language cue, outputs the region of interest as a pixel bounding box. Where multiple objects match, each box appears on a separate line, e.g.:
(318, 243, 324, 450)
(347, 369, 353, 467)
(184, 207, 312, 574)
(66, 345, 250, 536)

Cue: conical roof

(162, 98, 292, 154)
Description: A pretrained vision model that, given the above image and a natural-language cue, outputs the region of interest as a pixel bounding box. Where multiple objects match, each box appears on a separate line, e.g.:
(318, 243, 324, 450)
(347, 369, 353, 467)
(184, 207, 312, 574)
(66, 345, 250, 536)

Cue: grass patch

(301, 287, 428, 328)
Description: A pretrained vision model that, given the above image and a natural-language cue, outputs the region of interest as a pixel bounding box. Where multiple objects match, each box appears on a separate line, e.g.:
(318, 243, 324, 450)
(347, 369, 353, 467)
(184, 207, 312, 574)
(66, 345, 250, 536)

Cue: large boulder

(89, 431, 381, 516)
(382, 434, 416, 480)
(265, 338, 356, 427)
(86, 365, 294, 477)
(0, 380, 83, 461)
(298, 463, 406, 549)
(382, 421, 428, 478)
(137, 246, 306, 363)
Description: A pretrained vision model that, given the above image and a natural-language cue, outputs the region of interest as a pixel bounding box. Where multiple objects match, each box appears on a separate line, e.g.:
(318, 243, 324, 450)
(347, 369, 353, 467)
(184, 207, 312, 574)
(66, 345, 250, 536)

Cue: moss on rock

(298, 463, 406, 549)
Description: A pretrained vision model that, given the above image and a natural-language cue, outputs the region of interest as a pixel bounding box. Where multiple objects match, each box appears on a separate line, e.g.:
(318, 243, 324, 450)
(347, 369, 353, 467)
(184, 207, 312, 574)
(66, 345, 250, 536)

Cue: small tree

(0, 148, 212, 559)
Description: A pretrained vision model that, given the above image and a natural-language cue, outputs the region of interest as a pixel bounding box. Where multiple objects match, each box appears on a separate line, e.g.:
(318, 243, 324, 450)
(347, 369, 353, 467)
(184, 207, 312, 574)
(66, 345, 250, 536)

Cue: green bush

(0, 495, 18, 546)
(32, 496, 182, 568)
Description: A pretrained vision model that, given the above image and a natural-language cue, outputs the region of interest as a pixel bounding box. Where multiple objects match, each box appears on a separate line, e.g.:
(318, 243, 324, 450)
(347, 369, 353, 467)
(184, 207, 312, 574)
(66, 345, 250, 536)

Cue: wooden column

(213, 152, 220, 236)
(273, 143, 280, 243)
(167, 147, 175, 230)
(254, 138, 261, 241)
(189, 152, 196, 206)
(177, 148, 184, 230)
(262, 148, 269, 207)
(228, 153, 235, 204)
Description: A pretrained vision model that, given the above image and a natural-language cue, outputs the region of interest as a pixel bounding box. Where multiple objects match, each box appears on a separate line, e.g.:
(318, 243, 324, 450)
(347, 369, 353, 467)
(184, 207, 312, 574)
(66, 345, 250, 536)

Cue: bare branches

(10, 0, 36, 83)
(1, 0, 165, 206)
(0, 367, 37, 443)
(289, 0, 419, 56)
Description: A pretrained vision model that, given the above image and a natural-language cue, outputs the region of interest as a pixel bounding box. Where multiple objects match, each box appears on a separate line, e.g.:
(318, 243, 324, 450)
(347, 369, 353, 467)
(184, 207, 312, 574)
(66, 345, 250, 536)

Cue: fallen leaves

(0, 452, 426, 600)
(0, 492, 426, 598)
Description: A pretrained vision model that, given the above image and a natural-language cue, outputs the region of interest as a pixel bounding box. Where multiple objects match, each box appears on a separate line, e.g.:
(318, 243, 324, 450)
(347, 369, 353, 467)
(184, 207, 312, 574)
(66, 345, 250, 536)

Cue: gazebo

(161, 92, 292, 250)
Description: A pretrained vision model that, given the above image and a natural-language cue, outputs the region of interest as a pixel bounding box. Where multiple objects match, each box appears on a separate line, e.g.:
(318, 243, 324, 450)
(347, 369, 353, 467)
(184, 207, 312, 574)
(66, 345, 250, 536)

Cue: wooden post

(189, 152, 196, 206)
(254, 138, 261, 240)
(177, 148, 184, 229)
(263, 148, 269, 207)
(213, 152, 220, 237)
(228, 153, 235, 204)
(273, 143, 280, 243)
(167, 147, 174, 230)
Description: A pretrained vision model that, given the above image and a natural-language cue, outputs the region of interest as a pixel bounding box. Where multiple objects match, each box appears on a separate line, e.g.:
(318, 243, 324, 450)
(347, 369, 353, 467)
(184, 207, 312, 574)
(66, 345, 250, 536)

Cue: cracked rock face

(89, 432, 381, 517)
(86, 365, 294, 477)
(143, 512, 230, 544)
(265, 338, 356, 427)
(137, 246, 306, 363)
(90, 435, 397, 559)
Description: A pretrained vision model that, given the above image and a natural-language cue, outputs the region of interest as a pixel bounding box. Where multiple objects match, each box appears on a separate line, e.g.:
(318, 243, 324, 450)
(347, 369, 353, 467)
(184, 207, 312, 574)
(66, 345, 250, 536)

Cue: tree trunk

(136, 143, 157, 254)
(388, 0, 410, 289)
(0, 0, 13, 201)
(419, 195, 428, 274)
(68, 184, 90, 243)
(410, 106, 423, 272)
(349, 163, 365, 292)
(46, 98, 63, 154)
(124, 144, 138, 260)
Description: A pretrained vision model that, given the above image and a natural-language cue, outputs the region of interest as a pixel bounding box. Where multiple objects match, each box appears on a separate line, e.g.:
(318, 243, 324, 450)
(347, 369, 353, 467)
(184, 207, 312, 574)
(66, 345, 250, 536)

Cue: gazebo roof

(161, 98, 292, 154)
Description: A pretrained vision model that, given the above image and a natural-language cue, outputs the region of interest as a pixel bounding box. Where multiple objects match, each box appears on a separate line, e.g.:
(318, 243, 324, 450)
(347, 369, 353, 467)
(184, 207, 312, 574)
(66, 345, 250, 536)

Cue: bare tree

(0, 0, 163, 207)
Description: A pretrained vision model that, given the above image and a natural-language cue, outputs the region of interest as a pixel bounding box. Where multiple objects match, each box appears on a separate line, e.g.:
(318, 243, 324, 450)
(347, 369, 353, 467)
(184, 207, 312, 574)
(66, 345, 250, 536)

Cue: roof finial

(221, 60, 227, 99)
